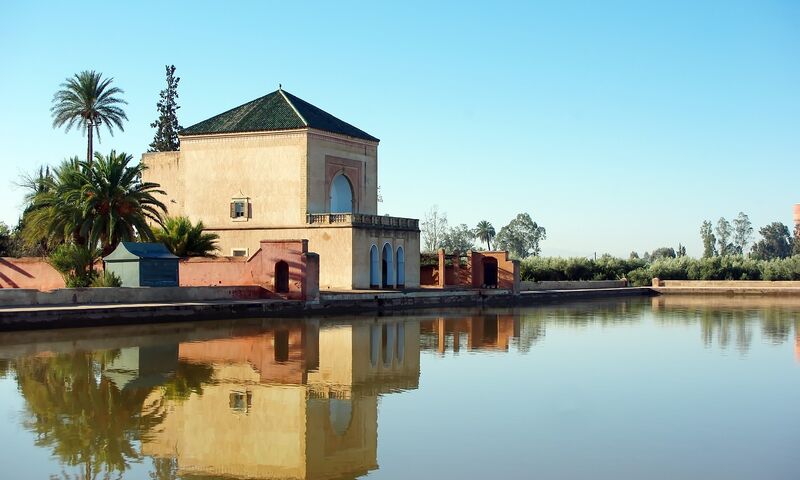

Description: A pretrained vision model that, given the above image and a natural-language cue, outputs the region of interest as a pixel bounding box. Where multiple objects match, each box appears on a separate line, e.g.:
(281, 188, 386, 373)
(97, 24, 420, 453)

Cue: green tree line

(521, 255, 800, 286)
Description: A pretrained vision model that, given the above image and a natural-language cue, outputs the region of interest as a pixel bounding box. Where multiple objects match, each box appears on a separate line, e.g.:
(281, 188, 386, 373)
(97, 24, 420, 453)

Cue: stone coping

(657, 280, 800, 288)
(0, 287, 653, 331)
(653, 287, 800, 295)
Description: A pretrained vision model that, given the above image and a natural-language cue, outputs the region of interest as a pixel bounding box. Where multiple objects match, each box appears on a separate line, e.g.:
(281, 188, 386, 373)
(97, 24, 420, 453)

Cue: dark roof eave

(178, 126, 307, 138)
(179, 126, 380, 143)
(307, 126, 379, 143)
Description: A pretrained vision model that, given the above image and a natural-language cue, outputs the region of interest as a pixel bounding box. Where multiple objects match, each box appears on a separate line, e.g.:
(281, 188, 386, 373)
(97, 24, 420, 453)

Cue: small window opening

(230, 199, 251, 219)
(229, 390, 253, 413)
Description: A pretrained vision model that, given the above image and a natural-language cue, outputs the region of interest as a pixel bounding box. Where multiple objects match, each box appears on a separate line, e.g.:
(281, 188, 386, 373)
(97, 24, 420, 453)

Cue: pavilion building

(142, 88, 420, 290)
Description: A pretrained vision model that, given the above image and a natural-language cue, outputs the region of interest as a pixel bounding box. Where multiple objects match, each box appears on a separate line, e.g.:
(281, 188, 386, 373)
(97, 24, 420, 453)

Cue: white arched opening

(330, 174, 354, 213)
(396, 246, 405, 287)
(381, 243, 394, 289)
(369, 245, 379, 288)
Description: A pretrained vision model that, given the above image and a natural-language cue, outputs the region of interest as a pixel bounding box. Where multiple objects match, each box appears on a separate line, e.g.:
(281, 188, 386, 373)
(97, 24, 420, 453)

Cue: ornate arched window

(330, 174, 354, 213)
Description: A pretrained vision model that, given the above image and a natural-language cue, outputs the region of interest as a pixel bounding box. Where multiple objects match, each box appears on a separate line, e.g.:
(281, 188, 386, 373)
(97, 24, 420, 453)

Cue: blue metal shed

(103, 242, 179, 287)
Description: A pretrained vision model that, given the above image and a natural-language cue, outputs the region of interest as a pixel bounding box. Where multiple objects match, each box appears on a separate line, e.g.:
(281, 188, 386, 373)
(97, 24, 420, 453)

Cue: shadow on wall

(0, 257, 64, 290)
(180, 239, 319, 301)
(1, 240, 320, 302)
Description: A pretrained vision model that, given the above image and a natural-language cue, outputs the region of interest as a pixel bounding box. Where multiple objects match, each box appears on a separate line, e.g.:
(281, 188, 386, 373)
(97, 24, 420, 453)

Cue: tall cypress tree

(149, 65, 182, 152)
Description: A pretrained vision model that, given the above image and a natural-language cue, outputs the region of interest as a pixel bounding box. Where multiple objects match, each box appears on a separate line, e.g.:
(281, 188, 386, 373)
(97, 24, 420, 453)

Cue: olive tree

(494, 213, 546, 259)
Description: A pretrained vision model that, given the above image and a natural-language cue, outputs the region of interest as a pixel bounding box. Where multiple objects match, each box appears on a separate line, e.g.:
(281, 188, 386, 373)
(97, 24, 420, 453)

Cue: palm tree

(82, 151, 167, 254)
(154, 216, 219, 257)
(21, 152, 167, 255)
(51, 71, 128, 165)
(21, 157, 88, 247)
(474, 220, 496, 250)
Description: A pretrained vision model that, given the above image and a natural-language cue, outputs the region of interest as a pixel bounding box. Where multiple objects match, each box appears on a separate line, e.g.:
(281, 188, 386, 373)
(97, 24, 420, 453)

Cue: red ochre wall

(468, 251, 519, 291)
(180, 239, 318, 300)
(420, 250, 519, 292)
(420, 265, 437, 286)
(0, 257, 65, 290)
(1, 240, 319, 301)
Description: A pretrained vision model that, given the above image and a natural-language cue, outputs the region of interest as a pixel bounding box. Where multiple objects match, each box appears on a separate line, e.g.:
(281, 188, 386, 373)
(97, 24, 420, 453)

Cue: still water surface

(0, 297, 798, 479)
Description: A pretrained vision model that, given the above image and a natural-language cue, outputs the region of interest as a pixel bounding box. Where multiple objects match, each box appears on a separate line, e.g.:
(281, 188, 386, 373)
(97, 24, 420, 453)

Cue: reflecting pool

(0, 297, 798, 479)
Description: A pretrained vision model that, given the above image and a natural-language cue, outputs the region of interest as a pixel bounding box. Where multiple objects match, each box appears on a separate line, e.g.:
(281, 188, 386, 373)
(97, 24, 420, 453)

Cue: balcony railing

(306, 213, 419, 231)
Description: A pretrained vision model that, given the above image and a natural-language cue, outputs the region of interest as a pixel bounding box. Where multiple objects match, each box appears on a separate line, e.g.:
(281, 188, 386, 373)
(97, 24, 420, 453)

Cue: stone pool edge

(0, 287, 654, 331)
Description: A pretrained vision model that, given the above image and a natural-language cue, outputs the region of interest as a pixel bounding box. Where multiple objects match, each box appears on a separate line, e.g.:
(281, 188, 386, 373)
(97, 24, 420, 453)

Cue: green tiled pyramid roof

(180, 89, 379, 142)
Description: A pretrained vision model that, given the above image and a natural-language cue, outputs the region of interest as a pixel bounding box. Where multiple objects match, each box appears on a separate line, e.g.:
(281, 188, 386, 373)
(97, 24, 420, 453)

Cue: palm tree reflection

(13, 346, 212, 480)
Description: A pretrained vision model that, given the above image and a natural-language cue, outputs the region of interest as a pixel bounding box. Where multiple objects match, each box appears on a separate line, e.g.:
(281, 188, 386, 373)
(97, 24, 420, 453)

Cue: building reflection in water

(3, 300, 799, 479)
(419, 315, 520, 354)
(0, 318, 420, 480)
(139, 318, 420, 480)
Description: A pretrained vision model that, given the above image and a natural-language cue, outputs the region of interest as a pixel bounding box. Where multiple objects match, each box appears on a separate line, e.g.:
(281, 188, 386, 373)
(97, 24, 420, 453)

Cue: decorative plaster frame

(325, 156, 362, 213)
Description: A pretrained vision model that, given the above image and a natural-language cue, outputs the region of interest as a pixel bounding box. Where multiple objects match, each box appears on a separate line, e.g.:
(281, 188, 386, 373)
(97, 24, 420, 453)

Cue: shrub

(761, 256, 800, 280)
(626, 267, 652, 286)
(48, 243, 99, 288)
(90, 271, 122, 287)
(521, 255, 646, 282)
(594, 255, 645, 281)
(564, 257, 593, 281)
(649, 256, 691, 280)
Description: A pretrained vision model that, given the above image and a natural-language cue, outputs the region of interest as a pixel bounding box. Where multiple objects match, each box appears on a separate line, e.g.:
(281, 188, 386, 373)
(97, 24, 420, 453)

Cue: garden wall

(420, 250, 519, 292)
(1, 240, 320, 302)
(0, 257, 64, 290)
(180, 239, 318, 301)
(655, 279, 800, 288)
(0, 285, 268, 308)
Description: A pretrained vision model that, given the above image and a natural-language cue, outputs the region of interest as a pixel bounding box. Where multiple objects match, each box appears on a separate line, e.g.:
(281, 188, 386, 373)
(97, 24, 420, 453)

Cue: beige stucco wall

(143, 130, 309, 227)
(353, 228, 420, 289)
(141, 151, 183, 217)
(144, 130, 380, 227)
(306, 130, 378, 215)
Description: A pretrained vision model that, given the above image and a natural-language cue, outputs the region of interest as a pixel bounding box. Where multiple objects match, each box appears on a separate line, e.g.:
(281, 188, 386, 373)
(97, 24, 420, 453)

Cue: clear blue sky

(1, 0, 797, 257)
